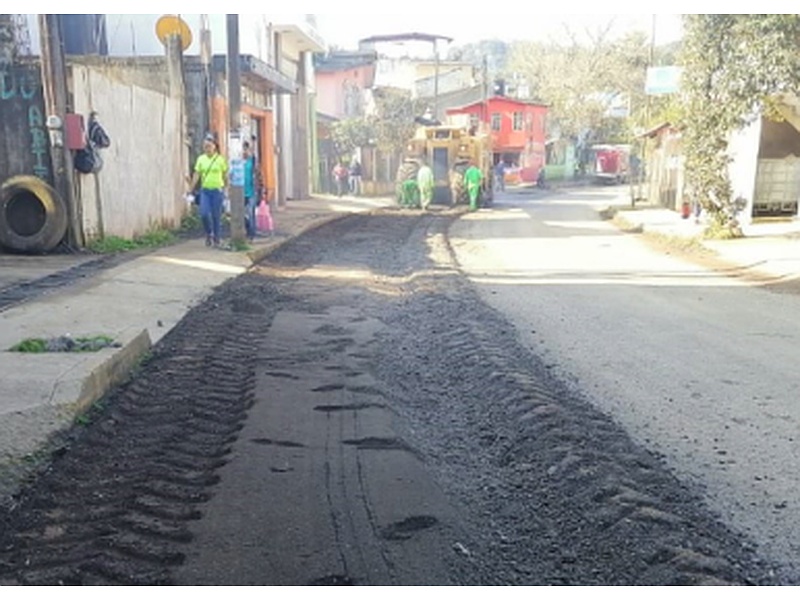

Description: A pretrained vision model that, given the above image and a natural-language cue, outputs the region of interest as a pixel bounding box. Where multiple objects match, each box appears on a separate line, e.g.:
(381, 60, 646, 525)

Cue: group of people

(399, 159, 485, 212)
(332, 158, 362, 197)
(187, 134, 265, 247)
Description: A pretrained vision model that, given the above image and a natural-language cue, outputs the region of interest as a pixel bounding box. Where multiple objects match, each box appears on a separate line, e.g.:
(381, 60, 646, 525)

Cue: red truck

(590, 144, 630, 184)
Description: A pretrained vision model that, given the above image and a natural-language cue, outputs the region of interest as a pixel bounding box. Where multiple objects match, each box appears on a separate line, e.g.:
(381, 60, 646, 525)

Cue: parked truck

(589, 144, 630, 185)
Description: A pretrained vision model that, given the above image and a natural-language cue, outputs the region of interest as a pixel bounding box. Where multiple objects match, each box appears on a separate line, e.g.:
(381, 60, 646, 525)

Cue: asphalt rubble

(2, 187, 800, 505)
(0, 194, 392, 504)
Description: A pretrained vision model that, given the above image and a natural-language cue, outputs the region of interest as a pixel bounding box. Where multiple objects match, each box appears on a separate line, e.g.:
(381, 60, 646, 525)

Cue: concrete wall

(70, 59, 186, 240)
(0, 63, 52, 185)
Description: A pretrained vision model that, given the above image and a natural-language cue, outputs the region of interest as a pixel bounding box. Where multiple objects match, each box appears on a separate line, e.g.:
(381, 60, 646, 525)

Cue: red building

(447, 96, 548, 183)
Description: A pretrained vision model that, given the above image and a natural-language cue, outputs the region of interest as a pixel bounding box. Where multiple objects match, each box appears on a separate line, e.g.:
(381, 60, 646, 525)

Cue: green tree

(331, 117, 374, 157)
(371, 88, 426, 153)
(508, 24, 651, 140)
(331, 88, 424, 158)
(680, 14, 800, 234)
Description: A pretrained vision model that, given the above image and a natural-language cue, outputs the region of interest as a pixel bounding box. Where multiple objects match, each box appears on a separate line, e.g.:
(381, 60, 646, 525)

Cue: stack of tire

(0, 176, 67, 253)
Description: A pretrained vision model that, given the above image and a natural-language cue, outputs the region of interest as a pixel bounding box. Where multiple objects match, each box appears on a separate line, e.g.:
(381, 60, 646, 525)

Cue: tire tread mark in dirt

(369, 212, 782, 585)
(0, 277, 280, 585)
(261, 211, 442, 585)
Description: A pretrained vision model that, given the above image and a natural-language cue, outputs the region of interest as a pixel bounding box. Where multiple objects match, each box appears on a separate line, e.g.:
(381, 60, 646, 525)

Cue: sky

(314, 14, 685, 51)
(19, 7, 686, 51)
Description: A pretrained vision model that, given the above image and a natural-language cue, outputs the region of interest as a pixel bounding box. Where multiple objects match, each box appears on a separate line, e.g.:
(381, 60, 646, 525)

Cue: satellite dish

(155, 15, 193, 51)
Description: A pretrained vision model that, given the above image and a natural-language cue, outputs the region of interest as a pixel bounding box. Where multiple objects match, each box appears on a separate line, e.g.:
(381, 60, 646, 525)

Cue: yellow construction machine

(396, 125, 494, 207)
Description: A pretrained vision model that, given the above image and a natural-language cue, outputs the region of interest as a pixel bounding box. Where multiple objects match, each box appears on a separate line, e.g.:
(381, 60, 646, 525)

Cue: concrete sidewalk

(608, 199, 800, 283)
(0, 194, 393, 501)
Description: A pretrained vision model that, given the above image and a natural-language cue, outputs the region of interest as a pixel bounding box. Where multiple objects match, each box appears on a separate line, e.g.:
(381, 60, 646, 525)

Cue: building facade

(447, 96, 548, 183)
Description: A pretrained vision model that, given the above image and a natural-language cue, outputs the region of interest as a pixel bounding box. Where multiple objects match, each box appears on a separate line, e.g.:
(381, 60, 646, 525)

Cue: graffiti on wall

(0, 66, 51, 182)
(0, 68, 38, 100)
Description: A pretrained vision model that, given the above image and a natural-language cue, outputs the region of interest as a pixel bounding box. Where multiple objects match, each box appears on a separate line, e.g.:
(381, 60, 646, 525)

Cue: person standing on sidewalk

(349, 157, 362, 196)
(494, 159, 506, 193)
(188, 135, 228, 247)
(332, 161, 349, 197)
(242, 140, 261, 241)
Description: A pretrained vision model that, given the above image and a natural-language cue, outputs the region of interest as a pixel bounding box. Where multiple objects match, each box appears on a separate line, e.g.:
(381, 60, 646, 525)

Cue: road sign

(645, 66, 682, 96)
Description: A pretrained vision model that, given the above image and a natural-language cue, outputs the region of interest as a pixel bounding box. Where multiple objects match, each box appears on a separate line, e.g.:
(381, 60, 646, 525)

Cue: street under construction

(0, 206, 786, 585)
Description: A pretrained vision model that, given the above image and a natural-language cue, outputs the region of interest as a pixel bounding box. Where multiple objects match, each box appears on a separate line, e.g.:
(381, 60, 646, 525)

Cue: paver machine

(396, 125, 494, 208)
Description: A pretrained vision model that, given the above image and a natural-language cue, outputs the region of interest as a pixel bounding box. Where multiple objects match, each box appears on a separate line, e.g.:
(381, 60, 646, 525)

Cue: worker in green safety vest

(417, 161, 434, 210)
(401, 178, 420, 208)
(464, 161, 483, 212)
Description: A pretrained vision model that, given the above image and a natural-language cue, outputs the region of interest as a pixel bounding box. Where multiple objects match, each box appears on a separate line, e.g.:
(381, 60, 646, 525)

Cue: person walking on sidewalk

(188, 135, 228, 247)
(333, 161, 349, 197)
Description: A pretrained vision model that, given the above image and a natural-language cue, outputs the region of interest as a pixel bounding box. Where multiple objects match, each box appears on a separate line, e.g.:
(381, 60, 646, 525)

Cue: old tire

(0, 176, 68, 253)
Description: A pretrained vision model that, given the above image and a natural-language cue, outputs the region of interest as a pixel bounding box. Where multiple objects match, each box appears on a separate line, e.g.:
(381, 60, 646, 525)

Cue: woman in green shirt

(188, 135, 228, 247)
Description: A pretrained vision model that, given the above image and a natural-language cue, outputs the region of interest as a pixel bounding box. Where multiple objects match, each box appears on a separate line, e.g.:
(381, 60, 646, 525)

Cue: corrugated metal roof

(315, 51, 377, 73)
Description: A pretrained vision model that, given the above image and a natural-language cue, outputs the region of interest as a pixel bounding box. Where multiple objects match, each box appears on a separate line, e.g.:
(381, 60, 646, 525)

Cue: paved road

(450, 186, 800, 583)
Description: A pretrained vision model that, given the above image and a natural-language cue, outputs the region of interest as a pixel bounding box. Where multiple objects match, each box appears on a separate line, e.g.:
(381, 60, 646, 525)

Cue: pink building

(315, 51, 377, 119)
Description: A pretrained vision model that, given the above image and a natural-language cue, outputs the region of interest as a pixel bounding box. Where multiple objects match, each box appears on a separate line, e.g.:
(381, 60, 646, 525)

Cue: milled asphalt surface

(0, 195, 392, 505)
(451, 186, 800, 582)
(2, 186, 800, 512)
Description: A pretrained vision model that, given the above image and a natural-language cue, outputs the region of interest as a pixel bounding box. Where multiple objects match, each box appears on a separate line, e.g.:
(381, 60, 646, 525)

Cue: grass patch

(88, 227, 177, 254)
(74, 397, 109, 427)
(227, 238, 252, 252)
(642, 230, 707, 255)
(11, 338, 48, 353)
(611, 213, 644, 234)
(180, 210, 202, 232)
(10, 335, 118, 353)
(702, 221, 744, 240)
(88, 236, 138, 253)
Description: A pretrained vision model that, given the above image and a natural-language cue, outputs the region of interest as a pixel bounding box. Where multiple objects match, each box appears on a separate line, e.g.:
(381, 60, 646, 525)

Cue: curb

(245, 212, 341, 265)
(72, 208, 368, 417)
(246, 207, 392, 266)
(0, 204, 385, 505)
(72, 328, 152, 415)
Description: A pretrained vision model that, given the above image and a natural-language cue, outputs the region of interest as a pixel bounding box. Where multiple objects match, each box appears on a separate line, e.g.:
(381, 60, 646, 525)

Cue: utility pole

(226, 14, 245, 244)
(200, 15, 212, 137)
(38, 14, 82, 248)
(482, 55, 489, 128)
(273, 29, 286, 209)
(433, 39, 439, 118)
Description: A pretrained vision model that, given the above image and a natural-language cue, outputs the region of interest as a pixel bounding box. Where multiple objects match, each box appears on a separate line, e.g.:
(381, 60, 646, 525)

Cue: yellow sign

(155, 15, 193, 52)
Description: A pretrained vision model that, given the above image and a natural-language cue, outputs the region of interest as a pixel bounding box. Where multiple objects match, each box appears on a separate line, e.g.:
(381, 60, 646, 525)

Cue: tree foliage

(680, 15, 800, 231)
(330, 88, 424, 157)
(330, 117, 373, 156)
(447, 39, 509, 74)
(371, 88, 426, 153)
(507, 23, 655, 142)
